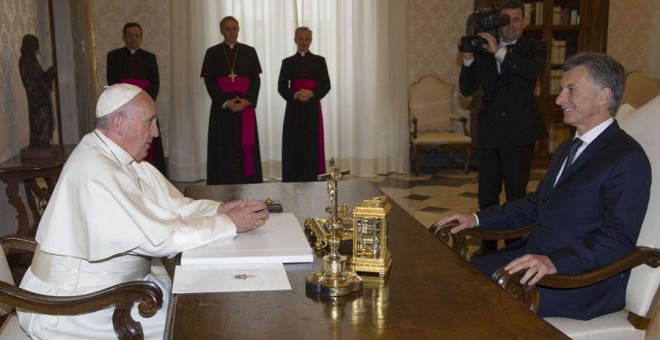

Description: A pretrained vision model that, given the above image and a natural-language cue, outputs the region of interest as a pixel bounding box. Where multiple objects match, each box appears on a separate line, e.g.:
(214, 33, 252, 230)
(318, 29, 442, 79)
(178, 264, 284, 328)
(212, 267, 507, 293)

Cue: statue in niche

(19, 34, 57, 149)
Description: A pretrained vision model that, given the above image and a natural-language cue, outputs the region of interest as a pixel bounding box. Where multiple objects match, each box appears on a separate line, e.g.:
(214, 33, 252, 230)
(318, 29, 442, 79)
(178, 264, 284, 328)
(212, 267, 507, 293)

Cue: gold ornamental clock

(350, 196, 392, 277)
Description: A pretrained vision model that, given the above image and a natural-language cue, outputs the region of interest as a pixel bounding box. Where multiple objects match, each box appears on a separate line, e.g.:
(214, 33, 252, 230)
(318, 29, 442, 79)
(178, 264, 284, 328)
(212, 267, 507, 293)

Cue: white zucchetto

(96, 83, 142, 118)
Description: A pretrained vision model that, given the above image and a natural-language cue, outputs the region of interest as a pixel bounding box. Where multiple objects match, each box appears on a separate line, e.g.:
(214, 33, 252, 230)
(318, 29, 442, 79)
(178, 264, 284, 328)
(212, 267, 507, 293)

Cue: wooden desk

(0, 145, 74, 236)
(168, 180, 567, 339)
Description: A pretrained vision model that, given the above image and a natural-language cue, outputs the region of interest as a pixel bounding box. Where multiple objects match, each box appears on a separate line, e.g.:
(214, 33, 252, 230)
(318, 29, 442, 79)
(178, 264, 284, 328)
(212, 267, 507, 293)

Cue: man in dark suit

(434, 52, 651, 320)
(459, 0, 548, 255)
(107, 22, 167, 175)
(278, 26, 331, 182)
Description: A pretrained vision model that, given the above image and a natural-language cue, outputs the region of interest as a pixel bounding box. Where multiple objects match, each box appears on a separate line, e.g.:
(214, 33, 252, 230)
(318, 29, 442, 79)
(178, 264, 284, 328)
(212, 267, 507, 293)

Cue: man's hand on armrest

(432, 212, 478, 234)
(505, 254, 557, 286)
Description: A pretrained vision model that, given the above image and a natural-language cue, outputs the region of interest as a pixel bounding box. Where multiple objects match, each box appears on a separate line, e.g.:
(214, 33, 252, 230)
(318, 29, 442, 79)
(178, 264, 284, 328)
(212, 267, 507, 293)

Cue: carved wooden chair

(430, 95, 660, 339)
(409, 76, 472, 175)
(0, 235, 163, 340)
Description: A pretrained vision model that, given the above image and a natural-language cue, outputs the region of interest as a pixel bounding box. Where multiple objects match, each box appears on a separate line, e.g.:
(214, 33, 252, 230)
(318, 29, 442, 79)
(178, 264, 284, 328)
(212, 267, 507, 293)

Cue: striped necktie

(566, 138, 584, 167)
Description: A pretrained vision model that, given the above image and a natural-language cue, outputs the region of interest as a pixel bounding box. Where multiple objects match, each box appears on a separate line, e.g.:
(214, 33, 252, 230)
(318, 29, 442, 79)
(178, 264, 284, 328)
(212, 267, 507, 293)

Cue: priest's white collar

(224, 41, 237, 49)
(126, 47, 139, 54)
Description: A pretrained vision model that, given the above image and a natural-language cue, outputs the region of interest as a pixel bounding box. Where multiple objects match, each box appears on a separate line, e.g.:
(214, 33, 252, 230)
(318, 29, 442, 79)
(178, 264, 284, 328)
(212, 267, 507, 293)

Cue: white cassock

(18, 129, 237, 339)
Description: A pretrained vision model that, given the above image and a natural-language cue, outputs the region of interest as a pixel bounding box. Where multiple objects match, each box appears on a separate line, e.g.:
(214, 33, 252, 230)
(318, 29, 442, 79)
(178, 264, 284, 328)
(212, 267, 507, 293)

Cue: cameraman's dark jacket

(459, 36, 548, 148)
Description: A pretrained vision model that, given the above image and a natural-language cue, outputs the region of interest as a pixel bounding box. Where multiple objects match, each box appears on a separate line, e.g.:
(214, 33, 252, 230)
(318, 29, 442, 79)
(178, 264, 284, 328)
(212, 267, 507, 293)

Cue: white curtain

(169, 0, 408, 181)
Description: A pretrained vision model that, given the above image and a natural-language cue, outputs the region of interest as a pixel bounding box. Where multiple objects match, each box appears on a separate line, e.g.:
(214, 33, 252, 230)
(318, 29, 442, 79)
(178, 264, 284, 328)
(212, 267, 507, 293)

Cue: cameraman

(459, 0, 547, 256)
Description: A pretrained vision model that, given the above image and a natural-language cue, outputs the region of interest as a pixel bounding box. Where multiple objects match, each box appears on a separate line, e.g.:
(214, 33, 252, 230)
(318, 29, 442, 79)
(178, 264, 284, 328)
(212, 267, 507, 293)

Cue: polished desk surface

(168, 180, 567, 339)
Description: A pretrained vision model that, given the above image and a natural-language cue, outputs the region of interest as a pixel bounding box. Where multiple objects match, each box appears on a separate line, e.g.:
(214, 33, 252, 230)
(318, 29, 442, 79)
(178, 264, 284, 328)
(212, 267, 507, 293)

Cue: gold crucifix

(228, 72, 237, 83)
(318, 158, 350, 225)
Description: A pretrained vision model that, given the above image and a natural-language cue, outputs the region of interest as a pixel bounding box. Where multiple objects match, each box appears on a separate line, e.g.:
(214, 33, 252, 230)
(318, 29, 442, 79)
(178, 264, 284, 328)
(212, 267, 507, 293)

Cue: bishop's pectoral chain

(223, 45, 239, 83)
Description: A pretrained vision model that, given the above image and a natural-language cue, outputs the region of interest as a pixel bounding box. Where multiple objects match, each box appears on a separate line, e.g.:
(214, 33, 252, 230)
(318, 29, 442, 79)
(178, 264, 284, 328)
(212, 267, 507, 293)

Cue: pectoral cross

(229, 72, 237, 83)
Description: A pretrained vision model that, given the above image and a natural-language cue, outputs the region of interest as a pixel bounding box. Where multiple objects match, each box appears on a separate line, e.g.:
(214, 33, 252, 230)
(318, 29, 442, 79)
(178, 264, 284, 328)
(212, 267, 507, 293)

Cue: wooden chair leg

(464, 146, 471, 174)
(414, 146, 420, 176)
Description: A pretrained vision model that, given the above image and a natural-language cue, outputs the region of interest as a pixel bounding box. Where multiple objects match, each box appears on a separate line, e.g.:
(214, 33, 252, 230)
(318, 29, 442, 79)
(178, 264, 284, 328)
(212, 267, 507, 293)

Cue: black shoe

(472, 240, 497, 257)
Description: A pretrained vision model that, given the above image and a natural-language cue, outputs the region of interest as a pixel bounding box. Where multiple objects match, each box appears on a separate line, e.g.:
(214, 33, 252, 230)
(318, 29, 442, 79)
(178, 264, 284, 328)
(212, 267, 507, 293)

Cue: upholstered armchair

(621, 71, 659, 109)
(409, 76, 472, 175)
(0, 235, 163, 340)
(430, 95, 660, 339)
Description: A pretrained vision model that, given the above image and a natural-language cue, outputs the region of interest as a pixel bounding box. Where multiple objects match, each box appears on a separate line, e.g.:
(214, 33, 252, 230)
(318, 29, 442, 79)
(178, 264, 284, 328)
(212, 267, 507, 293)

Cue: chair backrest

(621, 71, 660, 109)
(409, 76, 455, 132)
(617, 94, 660, 318)
(0, 248, 16, 315)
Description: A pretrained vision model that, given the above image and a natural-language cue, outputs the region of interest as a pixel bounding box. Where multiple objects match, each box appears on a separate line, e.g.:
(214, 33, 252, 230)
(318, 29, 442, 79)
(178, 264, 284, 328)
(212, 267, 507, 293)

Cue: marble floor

(370, 167, 547, 228)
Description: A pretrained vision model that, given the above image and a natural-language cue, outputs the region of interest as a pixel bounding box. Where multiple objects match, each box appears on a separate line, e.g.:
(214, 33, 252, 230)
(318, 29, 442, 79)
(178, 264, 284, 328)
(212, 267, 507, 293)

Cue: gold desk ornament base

(305, 239, 363, 296)
(351, 251, 392, 278)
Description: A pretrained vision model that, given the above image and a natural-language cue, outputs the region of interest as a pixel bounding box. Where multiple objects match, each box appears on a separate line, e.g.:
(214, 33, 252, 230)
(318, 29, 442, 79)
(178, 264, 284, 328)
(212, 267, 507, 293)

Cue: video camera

(458, 5, 510, 53)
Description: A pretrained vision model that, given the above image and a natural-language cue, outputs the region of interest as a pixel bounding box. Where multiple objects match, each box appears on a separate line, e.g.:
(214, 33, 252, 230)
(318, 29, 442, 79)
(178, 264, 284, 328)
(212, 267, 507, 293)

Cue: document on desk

(180, 213, 314, 265)
(172, 263, 291, 293)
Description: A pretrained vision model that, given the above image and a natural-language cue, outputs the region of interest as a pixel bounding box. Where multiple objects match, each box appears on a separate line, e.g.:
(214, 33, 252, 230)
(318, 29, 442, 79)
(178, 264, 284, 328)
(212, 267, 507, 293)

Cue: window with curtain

(169, 0, 408, 182)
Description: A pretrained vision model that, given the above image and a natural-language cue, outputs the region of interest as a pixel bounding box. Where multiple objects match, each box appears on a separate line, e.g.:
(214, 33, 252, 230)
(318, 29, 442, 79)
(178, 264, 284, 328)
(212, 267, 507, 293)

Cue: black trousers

(477, 141, 535, 210)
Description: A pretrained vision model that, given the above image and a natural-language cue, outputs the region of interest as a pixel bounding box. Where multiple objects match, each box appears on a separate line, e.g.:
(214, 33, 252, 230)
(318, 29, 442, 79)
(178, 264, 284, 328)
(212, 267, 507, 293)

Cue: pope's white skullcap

(96, 84, 143, 118)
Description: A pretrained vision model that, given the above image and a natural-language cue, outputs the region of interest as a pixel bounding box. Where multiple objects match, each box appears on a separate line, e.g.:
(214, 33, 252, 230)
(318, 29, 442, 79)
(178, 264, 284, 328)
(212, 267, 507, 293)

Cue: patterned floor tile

(420, 206, 449, 214)
(404, 194, 431, 201)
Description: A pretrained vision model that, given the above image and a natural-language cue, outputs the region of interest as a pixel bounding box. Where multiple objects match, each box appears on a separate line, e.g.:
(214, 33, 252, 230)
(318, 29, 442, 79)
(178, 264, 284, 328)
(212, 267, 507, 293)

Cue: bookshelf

(470, 0, 610, 166)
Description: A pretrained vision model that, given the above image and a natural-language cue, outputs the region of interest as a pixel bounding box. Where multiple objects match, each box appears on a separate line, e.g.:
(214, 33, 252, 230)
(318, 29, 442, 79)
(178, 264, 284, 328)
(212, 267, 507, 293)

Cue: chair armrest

(410, 116, 418, 139)
(492, 246, 660, 314)
(0, 280, 163, 340)
(429, 222, 534, 259)
(0, 235, 37, 254)
(450, 116, 469, 136)
(537, 246, 660, 288)
(449, 116, 467, 123)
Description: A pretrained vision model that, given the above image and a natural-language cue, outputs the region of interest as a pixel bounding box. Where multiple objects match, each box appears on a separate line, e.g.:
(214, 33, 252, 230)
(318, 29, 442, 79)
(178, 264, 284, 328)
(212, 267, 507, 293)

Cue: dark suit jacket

(106, 48, 160, 100)
(477, 121, 652, 319)
(459, 36, 548, 147)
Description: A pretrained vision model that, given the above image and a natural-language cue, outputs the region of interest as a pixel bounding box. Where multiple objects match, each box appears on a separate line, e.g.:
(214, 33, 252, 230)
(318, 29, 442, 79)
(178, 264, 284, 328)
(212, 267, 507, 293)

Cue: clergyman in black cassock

(200, 16, 263, 185)
(107, 22, 167, 175)
(278, 27, 331, 182)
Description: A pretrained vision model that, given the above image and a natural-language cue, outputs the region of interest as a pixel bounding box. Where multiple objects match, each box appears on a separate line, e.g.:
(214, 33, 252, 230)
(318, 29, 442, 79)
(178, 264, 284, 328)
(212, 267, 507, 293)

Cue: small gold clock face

(356, 217, 382, 258)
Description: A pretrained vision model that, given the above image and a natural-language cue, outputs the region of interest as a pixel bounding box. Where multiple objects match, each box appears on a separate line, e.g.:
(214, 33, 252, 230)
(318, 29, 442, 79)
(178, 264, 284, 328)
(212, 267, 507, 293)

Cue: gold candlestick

(305, 161, 363, 296)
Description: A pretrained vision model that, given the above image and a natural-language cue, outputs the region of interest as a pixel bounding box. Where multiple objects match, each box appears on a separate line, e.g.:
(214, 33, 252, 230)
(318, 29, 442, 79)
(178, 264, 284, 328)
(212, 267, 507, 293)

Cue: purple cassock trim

(291, 79, 326, 174)
(118, 77, 150, 90)
(216, 76, 256, 177)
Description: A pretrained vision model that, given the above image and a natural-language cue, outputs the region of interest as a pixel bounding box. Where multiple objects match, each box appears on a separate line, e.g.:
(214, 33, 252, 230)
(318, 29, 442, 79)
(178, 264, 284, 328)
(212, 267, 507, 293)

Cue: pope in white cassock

(17, 84, 270, 339)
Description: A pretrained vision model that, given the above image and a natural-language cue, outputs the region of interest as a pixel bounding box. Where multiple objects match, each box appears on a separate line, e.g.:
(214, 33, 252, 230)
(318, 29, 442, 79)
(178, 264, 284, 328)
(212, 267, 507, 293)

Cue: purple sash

(118, 77, 150, 90)
(216, 76, 256, 177)
(291, 79, 326, 174)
